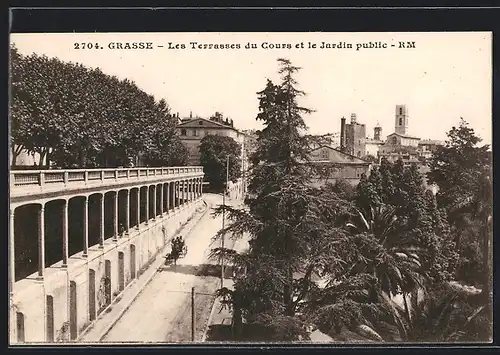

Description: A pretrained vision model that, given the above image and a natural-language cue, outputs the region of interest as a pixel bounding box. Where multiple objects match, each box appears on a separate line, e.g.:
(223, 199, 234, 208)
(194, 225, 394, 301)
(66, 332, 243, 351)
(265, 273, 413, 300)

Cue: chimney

(190, 111, 192, 119)
(340, 117, 346, 151)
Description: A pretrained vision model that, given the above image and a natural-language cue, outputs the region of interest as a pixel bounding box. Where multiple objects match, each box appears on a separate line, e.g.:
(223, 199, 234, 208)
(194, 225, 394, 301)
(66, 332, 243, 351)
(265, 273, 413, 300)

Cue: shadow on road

(160, 263, 234, 278)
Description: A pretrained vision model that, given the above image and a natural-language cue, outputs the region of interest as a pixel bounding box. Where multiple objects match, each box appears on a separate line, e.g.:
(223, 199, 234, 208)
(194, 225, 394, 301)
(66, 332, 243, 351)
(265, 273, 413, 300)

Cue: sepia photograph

(8, 31, 493, 345)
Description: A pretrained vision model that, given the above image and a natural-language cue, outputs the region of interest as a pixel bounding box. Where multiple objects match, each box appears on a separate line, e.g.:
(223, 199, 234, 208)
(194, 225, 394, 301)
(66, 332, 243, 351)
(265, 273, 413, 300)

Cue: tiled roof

(387, 132, 421, 140)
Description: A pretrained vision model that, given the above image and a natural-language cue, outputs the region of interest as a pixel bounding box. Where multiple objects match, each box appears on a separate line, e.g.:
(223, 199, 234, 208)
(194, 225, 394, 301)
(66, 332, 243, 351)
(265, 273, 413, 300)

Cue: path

(100, 194, 243, 343)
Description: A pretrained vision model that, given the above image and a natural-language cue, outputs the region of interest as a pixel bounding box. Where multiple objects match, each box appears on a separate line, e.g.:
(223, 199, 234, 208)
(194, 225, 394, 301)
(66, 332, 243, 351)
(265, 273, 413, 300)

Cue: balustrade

(10, 166, 204, 192)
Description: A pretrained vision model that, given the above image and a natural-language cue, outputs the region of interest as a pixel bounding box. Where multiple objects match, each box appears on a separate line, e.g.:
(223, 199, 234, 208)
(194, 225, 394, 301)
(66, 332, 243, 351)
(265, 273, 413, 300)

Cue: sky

(11, 32, 492, 145)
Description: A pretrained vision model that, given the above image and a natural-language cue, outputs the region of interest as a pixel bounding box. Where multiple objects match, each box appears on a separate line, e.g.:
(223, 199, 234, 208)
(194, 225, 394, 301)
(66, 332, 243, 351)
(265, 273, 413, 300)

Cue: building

(365, 124, 384, 158)
(9, 166, 204, 343)
(418, 139, 445, 159)
(176, 113, 246, 168)
(340, 113, 366, 158)
(176, 113, 250, 195)
(308, 145, 372, 187)
(377, 104, 444, 164)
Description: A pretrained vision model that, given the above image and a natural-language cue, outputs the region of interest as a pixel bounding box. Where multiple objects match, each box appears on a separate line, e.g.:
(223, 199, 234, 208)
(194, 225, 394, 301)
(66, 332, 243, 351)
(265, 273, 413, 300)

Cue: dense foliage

(199, 135, 242, 189)
(427, 119, 492, 287)
(427, 119, 492, 336)
(10, 44, 188, 168)
(207, 59, 491, 343)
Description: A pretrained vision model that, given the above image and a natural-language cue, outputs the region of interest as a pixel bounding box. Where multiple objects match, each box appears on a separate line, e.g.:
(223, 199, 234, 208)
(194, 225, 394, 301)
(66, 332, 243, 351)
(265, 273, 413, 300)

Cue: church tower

(374, 122, 382, 141)
(395, 104, 408, 135)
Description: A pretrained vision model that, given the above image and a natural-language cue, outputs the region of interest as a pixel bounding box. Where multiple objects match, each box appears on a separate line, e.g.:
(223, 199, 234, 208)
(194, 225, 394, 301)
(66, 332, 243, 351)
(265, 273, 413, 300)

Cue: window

(400, 107, 403, 115)
(181, 128, 186, 136)
(193, 129, 199, 137)
(399, 117, 403, 126)
(198, 121, 203, 125)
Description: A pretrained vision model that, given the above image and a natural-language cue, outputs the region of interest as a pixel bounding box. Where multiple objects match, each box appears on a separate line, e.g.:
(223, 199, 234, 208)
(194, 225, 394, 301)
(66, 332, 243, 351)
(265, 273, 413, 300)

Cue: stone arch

(103, 191, 117, 241)
(13, 202, 44, 280)
(129, 187, 140, 230)
(156, 183, 163, 217)
(88, 193, 103, 248)
(68, 196, 87, 258)
(140, 186, 148, 224)
(118, 189, 130, 237)
(148, 185, 155, 220)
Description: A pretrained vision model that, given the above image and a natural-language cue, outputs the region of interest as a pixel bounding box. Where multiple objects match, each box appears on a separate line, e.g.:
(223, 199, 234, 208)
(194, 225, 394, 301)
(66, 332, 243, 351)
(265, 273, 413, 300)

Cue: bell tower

(395, 105, 408, 135)
(374, 122, 382, 141)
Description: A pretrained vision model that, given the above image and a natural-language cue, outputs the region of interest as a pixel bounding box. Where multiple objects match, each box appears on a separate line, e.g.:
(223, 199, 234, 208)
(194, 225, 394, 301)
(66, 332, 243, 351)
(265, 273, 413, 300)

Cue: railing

(10, 166, 204, 189)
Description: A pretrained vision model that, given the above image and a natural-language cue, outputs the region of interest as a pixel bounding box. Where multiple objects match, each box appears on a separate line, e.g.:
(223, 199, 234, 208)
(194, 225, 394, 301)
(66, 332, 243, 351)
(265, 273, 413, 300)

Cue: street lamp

(221, 155, 229, 289)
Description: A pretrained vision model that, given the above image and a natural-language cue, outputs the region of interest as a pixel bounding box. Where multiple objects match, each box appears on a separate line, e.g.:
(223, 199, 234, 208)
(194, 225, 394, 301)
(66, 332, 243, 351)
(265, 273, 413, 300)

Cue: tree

(427, 119, 492, 335)
(199, 135, 242, 189)
(208, 58, 360, 340)
(10, 46, 185, 168)
(355, 159, 458, 286)
(362, 282, 489, 342)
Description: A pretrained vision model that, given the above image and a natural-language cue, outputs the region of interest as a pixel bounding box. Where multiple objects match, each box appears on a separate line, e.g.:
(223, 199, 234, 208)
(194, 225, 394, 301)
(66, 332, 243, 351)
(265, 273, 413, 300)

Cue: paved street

(100, 193, 247, 343)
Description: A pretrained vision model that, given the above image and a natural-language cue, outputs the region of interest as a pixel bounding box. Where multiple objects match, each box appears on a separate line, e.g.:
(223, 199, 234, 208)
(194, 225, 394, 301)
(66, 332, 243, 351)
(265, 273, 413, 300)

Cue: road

(100, 193, 247, 343)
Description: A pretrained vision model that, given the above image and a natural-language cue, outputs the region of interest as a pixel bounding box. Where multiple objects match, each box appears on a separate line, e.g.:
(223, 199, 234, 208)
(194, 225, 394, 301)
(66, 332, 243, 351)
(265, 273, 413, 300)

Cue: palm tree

(345, 203, 425, 321)
(375, 282, 488, 342)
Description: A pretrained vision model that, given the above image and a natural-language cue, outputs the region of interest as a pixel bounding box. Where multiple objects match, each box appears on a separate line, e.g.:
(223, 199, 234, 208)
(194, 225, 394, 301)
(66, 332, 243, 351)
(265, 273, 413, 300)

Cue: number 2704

(74, 43, 102, 49)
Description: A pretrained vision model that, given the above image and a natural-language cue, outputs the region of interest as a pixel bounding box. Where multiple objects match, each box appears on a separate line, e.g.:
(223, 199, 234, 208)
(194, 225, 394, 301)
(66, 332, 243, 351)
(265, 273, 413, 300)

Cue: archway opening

(14, 204, 40, 280)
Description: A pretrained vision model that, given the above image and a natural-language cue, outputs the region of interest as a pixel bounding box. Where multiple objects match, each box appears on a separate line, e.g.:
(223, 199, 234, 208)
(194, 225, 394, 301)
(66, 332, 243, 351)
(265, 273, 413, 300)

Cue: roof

(177, 117, 240, 132)
(418, 139, 444, 145)
(386, 132, 421, 140)
(308, 145, 371, 164)
(366, 139, 384, 144)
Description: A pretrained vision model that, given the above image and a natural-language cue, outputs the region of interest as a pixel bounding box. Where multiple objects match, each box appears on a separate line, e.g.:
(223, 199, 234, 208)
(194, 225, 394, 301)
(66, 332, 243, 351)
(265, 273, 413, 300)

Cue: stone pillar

(166, 182, 170, 212)
(159, 183, 163, 216)
(181, 180, 185, 206)
(9, 208, 15, 295)
(178, 181, 181, 208)
(190, 179, 193, 201)
(37, 205, 45, 279)
(136, 189, 140, 229)
(83, 196, 89, 257)
(62, 200, 68, 267)
(99, 194, 105, 248)
(177, 181, 181, 207)
(113, 192, 118, 241)
(126, 190, 130, 235)
(152, 185, 156, 219)
(145, 186, 149, 224)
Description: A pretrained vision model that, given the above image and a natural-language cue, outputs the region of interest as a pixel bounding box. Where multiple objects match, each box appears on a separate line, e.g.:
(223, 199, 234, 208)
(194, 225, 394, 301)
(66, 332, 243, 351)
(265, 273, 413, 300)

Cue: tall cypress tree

(210, 59, 354, 341)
